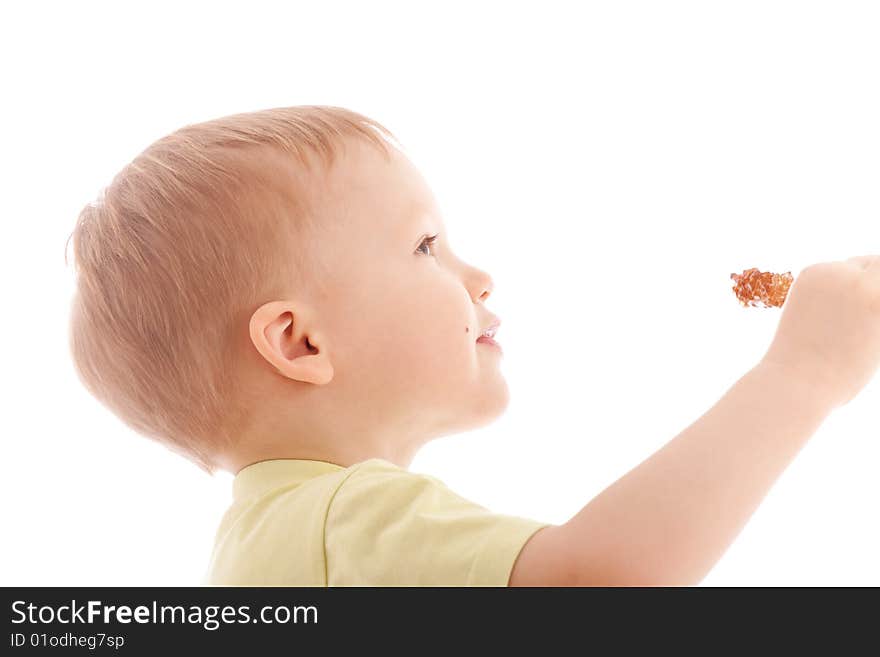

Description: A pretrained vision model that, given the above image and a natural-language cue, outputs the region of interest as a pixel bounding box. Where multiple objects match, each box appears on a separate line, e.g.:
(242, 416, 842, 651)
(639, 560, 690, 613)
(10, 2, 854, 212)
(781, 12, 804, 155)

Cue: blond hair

(65, 105, 399, 475)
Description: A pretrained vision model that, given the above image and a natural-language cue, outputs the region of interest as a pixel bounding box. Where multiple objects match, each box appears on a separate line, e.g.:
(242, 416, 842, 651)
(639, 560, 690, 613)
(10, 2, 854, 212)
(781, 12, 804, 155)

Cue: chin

(467, 380, 510, 428)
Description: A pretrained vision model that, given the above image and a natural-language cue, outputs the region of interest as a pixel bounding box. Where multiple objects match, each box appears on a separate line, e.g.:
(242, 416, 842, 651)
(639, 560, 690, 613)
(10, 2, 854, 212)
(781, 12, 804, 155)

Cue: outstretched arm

(510, 360, 836, 586)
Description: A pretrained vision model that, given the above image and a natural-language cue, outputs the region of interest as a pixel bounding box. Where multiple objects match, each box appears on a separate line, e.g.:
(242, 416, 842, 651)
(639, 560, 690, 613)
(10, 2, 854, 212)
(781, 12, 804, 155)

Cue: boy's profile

(66, 105, 880, 586)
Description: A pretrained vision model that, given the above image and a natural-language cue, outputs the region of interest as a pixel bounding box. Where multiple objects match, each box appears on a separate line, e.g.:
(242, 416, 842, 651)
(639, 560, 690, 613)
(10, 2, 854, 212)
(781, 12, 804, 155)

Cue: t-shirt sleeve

(323, 460, 552, 586)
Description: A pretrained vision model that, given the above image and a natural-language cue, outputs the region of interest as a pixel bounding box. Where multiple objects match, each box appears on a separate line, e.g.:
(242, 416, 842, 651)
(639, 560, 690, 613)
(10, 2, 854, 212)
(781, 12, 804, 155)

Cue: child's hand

(759, 256, 880, 409)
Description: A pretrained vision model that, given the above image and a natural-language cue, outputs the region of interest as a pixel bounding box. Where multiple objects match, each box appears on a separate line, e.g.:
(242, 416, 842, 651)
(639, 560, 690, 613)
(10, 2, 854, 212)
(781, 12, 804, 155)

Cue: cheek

(338, 270, 473, 381)
(413, 288, 470, 345)
(385, 288, 472, 369)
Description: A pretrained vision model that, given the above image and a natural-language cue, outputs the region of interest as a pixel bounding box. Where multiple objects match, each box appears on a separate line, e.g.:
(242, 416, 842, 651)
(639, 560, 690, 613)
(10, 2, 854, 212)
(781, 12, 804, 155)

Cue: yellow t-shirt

(203, 457, 551, 586)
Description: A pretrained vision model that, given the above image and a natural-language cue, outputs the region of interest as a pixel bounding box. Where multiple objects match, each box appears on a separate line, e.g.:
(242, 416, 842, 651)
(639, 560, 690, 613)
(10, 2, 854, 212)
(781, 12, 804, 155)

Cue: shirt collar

(232, 458, 346, 502)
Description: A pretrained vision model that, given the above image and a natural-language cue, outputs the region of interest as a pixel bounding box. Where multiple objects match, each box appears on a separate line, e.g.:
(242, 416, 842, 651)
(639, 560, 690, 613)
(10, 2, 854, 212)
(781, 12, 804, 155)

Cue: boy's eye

(416, 234, 439, 257)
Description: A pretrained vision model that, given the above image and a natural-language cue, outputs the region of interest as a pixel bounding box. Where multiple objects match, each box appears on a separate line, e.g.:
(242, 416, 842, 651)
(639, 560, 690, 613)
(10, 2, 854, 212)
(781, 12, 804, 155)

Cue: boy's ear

(248, 300, 334, 385)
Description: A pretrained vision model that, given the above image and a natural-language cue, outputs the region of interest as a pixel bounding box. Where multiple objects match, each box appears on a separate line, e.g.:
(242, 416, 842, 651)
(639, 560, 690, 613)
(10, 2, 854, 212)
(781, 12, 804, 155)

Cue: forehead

(318, 138, 439, 235)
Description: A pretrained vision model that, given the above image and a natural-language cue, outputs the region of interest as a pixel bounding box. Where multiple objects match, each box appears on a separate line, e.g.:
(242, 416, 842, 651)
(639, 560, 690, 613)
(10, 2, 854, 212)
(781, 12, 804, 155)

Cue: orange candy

(730, 268, 793, 308)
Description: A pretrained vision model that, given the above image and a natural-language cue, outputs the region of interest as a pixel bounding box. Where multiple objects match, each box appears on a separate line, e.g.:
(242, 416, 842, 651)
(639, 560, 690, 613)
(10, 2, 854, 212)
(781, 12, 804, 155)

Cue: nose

(470, 267, 494, 304)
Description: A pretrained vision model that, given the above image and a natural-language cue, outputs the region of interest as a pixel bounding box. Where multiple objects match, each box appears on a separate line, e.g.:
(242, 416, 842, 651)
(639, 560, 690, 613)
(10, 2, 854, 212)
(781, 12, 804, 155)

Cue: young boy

(66, 106, 880, 586)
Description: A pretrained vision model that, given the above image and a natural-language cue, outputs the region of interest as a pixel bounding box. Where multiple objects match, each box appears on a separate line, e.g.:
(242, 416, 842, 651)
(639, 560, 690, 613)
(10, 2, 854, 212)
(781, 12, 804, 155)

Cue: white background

(1, 0, 878, 586)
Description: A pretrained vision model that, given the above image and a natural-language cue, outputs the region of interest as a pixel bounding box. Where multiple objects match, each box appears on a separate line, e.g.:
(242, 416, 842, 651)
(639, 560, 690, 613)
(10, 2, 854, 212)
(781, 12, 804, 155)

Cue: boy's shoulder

(323, 458, 552, 586)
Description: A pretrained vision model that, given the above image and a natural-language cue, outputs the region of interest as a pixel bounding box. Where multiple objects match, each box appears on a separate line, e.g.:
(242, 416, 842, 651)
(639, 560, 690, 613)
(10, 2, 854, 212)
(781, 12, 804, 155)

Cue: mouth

(476, 317, 502, 352)
(476, 333, 502, 353)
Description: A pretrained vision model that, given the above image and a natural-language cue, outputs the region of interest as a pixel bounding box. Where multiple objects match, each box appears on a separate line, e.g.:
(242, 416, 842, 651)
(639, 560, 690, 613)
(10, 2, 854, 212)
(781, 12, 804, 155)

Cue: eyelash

(416, 234, 440, 257)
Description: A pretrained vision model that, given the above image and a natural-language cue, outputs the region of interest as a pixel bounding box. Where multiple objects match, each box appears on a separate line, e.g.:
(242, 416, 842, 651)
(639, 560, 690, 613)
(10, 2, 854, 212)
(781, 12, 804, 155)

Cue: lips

(476, 316, 502, 353)
(476, 334, 502, 354)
